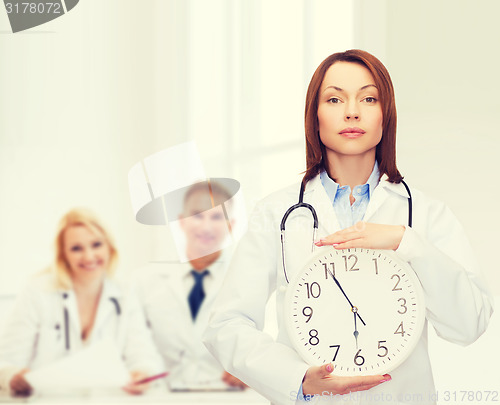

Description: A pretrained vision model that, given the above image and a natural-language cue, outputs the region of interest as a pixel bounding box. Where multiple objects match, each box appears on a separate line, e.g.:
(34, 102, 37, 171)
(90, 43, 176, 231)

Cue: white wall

(353, 0, 500, 400)
(354, 0, 500, 294)
(0, 0, 354, 295)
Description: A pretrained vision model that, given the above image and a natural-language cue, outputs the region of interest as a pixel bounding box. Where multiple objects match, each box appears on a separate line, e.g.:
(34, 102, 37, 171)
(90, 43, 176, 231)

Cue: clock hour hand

(326, 268, 366, 326)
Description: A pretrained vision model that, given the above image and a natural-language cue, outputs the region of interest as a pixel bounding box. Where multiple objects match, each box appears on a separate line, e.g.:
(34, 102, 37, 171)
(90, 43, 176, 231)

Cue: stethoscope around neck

(59, 293, 121, 350)
(280, 177, 413, 285)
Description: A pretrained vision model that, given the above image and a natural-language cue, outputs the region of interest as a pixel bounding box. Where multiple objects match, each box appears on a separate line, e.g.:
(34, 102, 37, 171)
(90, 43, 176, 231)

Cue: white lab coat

(0, 272, 164, 393)
(135, 257, 228, 387)
(203, 174, 494, 405)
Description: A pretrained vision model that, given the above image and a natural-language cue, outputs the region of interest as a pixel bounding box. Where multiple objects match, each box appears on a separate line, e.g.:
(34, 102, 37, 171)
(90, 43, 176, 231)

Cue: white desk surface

(0, 388, 269, 405)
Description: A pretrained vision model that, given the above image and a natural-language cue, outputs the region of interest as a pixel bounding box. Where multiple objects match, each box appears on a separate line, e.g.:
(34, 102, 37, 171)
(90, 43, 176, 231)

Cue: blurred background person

(136, 181, 246, 390)
(0, 208, 164, 396)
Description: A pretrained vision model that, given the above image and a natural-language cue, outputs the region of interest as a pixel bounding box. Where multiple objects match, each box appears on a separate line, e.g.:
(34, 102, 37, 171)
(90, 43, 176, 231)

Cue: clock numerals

(391, 274, 403, 291)
(394, 321, 406, 337)
(377, 340, 388, 357)
(354, 349, 365, 366)
(323, 262, 335, 279)
(329, 345, 340, 362)
(304, 282, 321, 299)
(302, 306, 313, 323)
(343, 254, 359, 272)
(308, 329, 319, 346)
(397, 298, 407, 314)
(372, 258, 378, 275)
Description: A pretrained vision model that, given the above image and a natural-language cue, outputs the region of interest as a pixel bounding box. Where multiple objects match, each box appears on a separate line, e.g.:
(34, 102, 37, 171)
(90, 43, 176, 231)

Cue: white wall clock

(285, 247, 425, 376)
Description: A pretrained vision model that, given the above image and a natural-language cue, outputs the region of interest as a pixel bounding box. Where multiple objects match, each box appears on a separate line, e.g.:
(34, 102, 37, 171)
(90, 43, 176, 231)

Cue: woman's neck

(326, 152, 376, 190)
(71, 276, 104, 299)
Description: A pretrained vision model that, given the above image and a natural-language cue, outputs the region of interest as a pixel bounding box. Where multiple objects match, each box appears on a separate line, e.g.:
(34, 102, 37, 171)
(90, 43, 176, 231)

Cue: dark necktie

(188, 270, 209, 320)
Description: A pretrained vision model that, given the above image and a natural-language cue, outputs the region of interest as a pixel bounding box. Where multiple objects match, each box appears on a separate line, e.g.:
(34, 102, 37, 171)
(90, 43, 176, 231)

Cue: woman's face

(63, 225, 110, 282)
(317, 61, 383, 162)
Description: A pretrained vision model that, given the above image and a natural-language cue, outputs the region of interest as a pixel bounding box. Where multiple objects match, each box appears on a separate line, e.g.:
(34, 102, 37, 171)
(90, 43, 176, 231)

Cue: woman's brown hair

(303, 49, 402, 184)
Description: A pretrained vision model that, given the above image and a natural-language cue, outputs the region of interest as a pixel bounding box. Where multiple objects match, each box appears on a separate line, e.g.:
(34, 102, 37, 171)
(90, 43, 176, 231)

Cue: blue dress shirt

(319, 161, 380, 230)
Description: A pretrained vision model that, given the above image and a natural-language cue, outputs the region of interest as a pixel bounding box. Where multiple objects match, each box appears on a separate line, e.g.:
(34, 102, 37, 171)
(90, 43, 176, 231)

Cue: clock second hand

(326, 268, 366, 326)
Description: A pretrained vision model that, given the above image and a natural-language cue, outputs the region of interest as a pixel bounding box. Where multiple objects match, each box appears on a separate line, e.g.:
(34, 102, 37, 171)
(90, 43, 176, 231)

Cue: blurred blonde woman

(0, 208, 164, 396)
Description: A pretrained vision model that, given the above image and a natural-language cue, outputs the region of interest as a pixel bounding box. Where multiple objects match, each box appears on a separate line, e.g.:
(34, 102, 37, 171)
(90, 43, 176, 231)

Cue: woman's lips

(339, 127, 365, 138)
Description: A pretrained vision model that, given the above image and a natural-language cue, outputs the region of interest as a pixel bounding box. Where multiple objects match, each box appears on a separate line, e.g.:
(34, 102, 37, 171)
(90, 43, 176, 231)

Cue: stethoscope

(59, 293, 121, 350)
(280, 177, 413, 284)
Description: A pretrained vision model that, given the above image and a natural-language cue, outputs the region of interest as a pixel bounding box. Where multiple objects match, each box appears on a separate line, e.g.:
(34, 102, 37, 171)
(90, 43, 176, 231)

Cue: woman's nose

(83, 247, 95, 261)
(345, 111, 360, 120)
(345, 101, 360, 120)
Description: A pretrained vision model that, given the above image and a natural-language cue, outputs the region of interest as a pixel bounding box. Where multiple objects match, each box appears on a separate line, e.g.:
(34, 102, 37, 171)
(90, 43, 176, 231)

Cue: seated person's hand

(222, 371, 247, 389)
(10, 369, 32, 396)
(122, 370, 150, 395)
(302, 363, 391, 397)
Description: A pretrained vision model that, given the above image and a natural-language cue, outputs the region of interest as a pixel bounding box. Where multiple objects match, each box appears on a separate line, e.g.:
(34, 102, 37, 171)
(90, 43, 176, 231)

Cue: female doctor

(204, 49, 494, 404)
(0, 208, 164, 396)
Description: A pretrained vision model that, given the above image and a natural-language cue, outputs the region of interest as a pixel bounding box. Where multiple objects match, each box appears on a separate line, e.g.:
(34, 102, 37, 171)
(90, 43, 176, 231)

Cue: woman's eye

(70, 246, 82, 252)
(364, 97, 377, 103)
(92, 241, 103, 249)
(327, 97, 341, 104)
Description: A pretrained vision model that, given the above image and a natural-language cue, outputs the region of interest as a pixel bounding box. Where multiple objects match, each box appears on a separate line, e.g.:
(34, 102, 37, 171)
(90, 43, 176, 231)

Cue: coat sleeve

(396, 197, 494, 346)
(203, 199, 310, 405)
(120, 287, 165, 376)
(0, 282, 41, 393)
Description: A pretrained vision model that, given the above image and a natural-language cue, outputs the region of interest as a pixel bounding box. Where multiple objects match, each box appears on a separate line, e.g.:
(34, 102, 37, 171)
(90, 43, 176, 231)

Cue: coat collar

(302, 173, 410, 232)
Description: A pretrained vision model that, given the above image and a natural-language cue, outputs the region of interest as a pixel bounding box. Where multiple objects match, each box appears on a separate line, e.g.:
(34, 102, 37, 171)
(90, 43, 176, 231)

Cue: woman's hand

(315, 221, 405, 251)
(302, 363, 390, 397)
(222, 371, 247, 389)
(10, 369, 32, 396)
(122, 371, 150, 395)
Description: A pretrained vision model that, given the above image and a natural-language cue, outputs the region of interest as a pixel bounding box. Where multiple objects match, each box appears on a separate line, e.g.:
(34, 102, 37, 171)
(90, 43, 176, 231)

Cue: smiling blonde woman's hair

(52, 208, 118, 289)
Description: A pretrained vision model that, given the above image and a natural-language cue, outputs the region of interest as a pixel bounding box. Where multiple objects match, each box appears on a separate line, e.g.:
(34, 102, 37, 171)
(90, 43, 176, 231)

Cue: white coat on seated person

(135, 253, 230, 387)
(203, 173, 494, 405)
(0, 272, 164, 392)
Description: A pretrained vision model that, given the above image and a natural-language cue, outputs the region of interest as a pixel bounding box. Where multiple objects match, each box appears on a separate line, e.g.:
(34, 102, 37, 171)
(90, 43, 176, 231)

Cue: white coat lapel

(92, 279, 121, 339)
(364, 178, 409, 223)
(171, 270, 193, 321)
(170, 270, 197, 346)
(306, 174, 340, 236)
(363, 181, 390, 223)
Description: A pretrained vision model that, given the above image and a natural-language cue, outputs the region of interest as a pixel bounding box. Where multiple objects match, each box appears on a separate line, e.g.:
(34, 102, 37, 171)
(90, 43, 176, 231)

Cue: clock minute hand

(353, 311, 359, 349)
(326, 269, 366, 326)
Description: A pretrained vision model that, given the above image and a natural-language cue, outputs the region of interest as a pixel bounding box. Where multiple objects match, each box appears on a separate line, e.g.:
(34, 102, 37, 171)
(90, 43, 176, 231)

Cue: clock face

(285, 247, 425, 376)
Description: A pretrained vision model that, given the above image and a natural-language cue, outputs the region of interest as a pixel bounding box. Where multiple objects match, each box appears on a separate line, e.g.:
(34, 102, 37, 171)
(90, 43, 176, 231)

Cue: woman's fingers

(222, 371, 247, 388)
(315, 222, 405, 250)
(303, 364, 391, 397)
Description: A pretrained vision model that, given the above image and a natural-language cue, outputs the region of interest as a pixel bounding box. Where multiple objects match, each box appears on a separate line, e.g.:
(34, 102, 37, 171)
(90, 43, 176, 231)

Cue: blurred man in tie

(135, 181, 246, 390)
